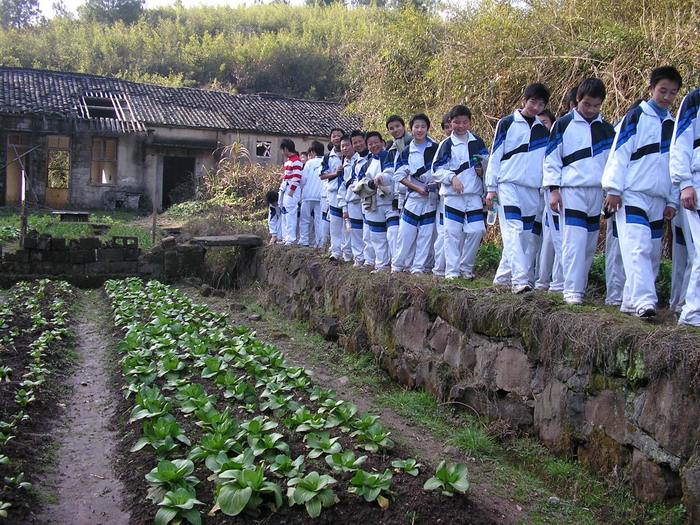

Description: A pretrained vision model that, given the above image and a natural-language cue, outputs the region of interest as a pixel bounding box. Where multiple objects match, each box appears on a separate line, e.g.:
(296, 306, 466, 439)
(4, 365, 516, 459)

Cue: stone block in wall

(637, 379, 699, 459)
(584, 390, 626, 444)
(36, 261, 56, 275)
(22, 237, 37, 249)
(49, 251, 70, 264)
(681, 454, 700, 524)
(77, 237, 101, 250)
(164, 250, 178, 277)
(124, 249, 139, 262)
(52, 263, 72, 275)
(110, 261, 138, 274)
(97, 249, 124, 262)
(534, 379, 570, 453)
(415, 360, 449, 400)
(72, 263, 86, 275)
(70, 249, 97, 264)
(85, 262, 111, 274)
(630, 449, 681, 503)
(161, 236, 176, 248)
(395, 307, 431, 359)
(494, 346, 532, 398)
(318, 316, 339, 341)
(14, 250, 29, 262)
(139, 262, 163, 276)
(37, 235, 51, 250)
(30, 251, 43, 262)
(427, 317, 476, 371)
(51, 237, 67, 251)
(578, 427, 631, 475)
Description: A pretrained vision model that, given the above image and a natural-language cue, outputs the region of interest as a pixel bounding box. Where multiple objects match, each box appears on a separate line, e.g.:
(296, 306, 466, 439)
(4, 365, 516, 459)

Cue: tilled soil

(32, 291, 130, 525)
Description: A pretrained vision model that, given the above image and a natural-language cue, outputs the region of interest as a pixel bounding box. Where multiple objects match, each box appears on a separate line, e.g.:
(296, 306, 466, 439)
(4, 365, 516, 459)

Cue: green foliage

(325, 450, 367, 473)
(391, 458, 421, 476)
(347, 469, 393, 508)
(286, 471, 337, 518)
(0, 0, 40, 29)
(474, 242, 502, 273)
(423, 460, 469, 497)
(78, 0, 144, 25)
(214, 466, 282, 517)
(155, 487, 204, 525)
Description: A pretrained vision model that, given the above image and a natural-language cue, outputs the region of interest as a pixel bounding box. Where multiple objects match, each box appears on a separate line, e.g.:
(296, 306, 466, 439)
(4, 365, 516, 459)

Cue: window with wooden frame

(91, 138, 118, 184)
(46, 136, 70, 189)
(256, 140, 272, 158)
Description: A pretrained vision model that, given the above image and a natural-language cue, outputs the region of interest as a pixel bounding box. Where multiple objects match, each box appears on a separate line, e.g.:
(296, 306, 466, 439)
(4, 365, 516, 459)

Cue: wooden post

(19, 167, 27, 248)
(152, 166, 158, 244)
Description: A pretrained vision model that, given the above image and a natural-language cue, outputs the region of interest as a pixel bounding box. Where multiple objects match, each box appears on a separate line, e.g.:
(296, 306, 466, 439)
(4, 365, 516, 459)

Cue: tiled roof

(0, 67, 362, 137)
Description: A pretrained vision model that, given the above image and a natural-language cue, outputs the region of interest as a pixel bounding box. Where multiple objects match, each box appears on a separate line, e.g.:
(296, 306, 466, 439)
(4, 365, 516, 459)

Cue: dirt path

(34, 291, 129, 525)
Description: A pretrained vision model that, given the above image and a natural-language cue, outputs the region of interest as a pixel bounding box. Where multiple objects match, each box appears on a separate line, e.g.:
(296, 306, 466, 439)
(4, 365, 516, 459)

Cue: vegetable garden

(105, 278, 485, 524)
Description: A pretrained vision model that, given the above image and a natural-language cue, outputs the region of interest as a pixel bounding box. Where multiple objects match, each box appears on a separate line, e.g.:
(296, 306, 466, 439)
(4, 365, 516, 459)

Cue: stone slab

(190, 234, 263, 247)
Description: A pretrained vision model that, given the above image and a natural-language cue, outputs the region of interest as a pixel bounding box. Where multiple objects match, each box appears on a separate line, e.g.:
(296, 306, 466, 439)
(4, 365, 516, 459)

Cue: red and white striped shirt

(283, 153, 303, 192)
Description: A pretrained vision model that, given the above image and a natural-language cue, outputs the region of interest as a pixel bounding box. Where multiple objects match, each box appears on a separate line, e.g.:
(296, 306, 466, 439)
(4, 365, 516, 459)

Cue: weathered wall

(252, 246, 700, 521)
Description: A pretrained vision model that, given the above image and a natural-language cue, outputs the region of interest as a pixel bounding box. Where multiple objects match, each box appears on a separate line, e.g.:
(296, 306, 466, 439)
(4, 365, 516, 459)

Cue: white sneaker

(620, 304, 636, 315)
(636, 304, 657, 318)
(564, 295, 583, 306)
(460, 271, 475, 281)
(370, 267, 388, 274)
(352, 261, 363, 268)
(513, 284, 531, 294)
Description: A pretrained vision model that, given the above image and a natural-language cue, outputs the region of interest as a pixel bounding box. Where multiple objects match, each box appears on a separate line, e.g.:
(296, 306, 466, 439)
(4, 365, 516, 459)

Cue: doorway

(162, 156, 196, 208)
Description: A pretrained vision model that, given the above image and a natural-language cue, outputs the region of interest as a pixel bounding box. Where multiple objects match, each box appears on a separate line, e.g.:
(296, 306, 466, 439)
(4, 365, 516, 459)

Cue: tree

(0, 0, 41, 28)
(78, 0, 144, 25)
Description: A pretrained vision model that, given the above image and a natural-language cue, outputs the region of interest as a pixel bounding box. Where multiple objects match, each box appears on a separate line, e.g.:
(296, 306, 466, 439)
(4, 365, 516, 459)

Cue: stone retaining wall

(253, 246, 700, 521)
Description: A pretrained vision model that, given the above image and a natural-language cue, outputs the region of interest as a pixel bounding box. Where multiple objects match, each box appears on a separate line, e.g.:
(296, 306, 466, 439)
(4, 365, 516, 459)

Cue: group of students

(268, 66, 700, 326)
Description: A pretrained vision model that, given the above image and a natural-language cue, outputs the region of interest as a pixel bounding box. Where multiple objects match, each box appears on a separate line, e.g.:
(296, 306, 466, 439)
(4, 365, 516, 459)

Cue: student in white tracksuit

(670, 84, 700, 326)
(391, 113, 440, 274)
(343, 132, 370, 266)
(669, 206, 694, 314)
(358, 132, 394, 272)
(603, 66, 682, 317)
(299, 141, 326, 247)
(266, 190, 283, 244)
(432, 115, 453, 276)
(279, 139, 304, 245)
(320, 146, 345, 259)
(544, 79, 616, 305)
(485, 83, 552, 293)
(336, 138, 357, 262)
(432, 105, 489, 280)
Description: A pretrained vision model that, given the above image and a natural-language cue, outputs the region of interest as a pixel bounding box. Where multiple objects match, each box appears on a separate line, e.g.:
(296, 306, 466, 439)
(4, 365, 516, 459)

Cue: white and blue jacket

(432, 133, 489, 196)
(393, 138, 440, 196)
(300, 157, 324, 201)
(485, 110, 549, 191)
(602, 100, 677, 207)
(543, 109, 615, 188)
(320, 148, 343, 198)
(670, 87, 700, 191)
(337, 152, 358, 209)
(342, 150, 370, 207)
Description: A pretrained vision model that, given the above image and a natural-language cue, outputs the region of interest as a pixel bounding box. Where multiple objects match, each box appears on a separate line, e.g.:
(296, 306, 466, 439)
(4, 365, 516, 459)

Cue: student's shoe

(636, 305, 657, 318)
(512, 284, 531, 294)
(370, 267, 387, 274)
(460, 271, 475, 281)
(564, 295, 583, 306)
(343, 256, 353, 263)
(620, 304, 636, 315)
(329, 255, 338, 261)
(605, 299, 622, 307)
(493, 279, 510, 287)
(444, 275, 459, 281)
(352, 261, 363, 267)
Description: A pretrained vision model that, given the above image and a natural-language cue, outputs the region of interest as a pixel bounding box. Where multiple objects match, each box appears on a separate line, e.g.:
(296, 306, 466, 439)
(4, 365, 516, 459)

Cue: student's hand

(451, 176, 464, 194)
(549, 189, 563, 214)
(269, 236, 278, 245)
(604, 195, 622, 214)
(416, 187, 429, 197)
(374, 175, 384, 188)
(664, 206, 676, 221)
(343, 211, 349, 220)
(681, 187, 698, 211)
(288, 190, 295, 198)
(485, 191, 498, 210)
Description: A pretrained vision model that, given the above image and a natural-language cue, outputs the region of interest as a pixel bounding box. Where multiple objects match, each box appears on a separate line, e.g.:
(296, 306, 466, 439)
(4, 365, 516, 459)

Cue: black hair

(327, 142, 333, 151)
(364, 131, 384, 143)
(448, 105, 472, 120)
(650, 66, 682, 89)
(409, 112, 431, 129)
(350, 129, 365, 140)
(385, 115, 405, 128)
(565, 87, 578, 110)
(523, 83, 551, 105)
(577, 78, 606, 102)
(330, 127, 345, 137)
(538, 109, 556, 122)
(280, 138, 296, 153)
(309, 140, 325, 156)
(441, 113, 451, 129)
(265, 190, 278, 205)
(339, 134, 352, 143)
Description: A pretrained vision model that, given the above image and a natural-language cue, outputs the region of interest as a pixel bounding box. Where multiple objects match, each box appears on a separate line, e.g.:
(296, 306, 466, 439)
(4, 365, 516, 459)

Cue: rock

(270, 332, 290, 340)
(200, 285, 212, 297)
(494, 346, 532, 397)
(211, 290, 226, 298)
(534, 379, 569, 453)
(318, 316, 339, 341)
(229, 303, 247, 311)
(395, 307, 431, 357)
(161, 236, 176, 248)
(338, 376, 349, 385)
(584, 390, 626, 444)
(548, 497, 560, 505)
(630, 449, 681, 503)
(681, 454, 700, 524)
(443, 446, 460, 456)
(248, 314, 263, 321)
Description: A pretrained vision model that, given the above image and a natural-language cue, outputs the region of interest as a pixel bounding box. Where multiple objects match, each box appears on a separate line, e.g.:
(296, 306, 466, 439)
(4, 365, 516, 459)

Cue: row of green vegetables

(0, 280, 75, 518)
(105, 278, 469, 525)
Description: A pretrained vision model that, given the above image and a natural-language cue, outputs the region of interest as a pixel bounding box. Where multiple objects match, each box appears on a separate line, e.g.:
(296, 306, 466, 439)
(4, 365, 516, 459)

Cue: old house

(0, 67, 361, 210)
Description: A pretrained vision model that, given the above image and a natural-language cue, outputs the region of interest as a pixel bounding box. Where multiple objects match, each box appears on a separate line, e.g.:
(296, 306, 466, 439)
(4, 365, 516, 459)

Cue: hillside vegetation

(0, 0, 698, 140)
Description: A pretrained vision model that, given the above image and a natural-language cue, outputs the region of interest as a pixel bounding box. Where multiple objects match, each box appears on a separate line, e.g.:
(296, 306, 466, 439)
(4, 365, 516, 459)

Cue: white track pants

(559, 187, 603, 300)
(346, 201, 365, 264)
(605, 216, 625, 305)
(433, 198, 446, 276)
(300, 199, 322, 247)
(365, 204, 392, 270)
(443, 193, 485, 279)
(679, 203, 700, 325)
(616, 191, 665, 311)
(387, 209, 400, 261)
(392, 195, 437, 273)
(498, 183, 540, 289)
(670, 212, 694, 312)
(281, 190, 300, 244)
(536, 196, 557, 290)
